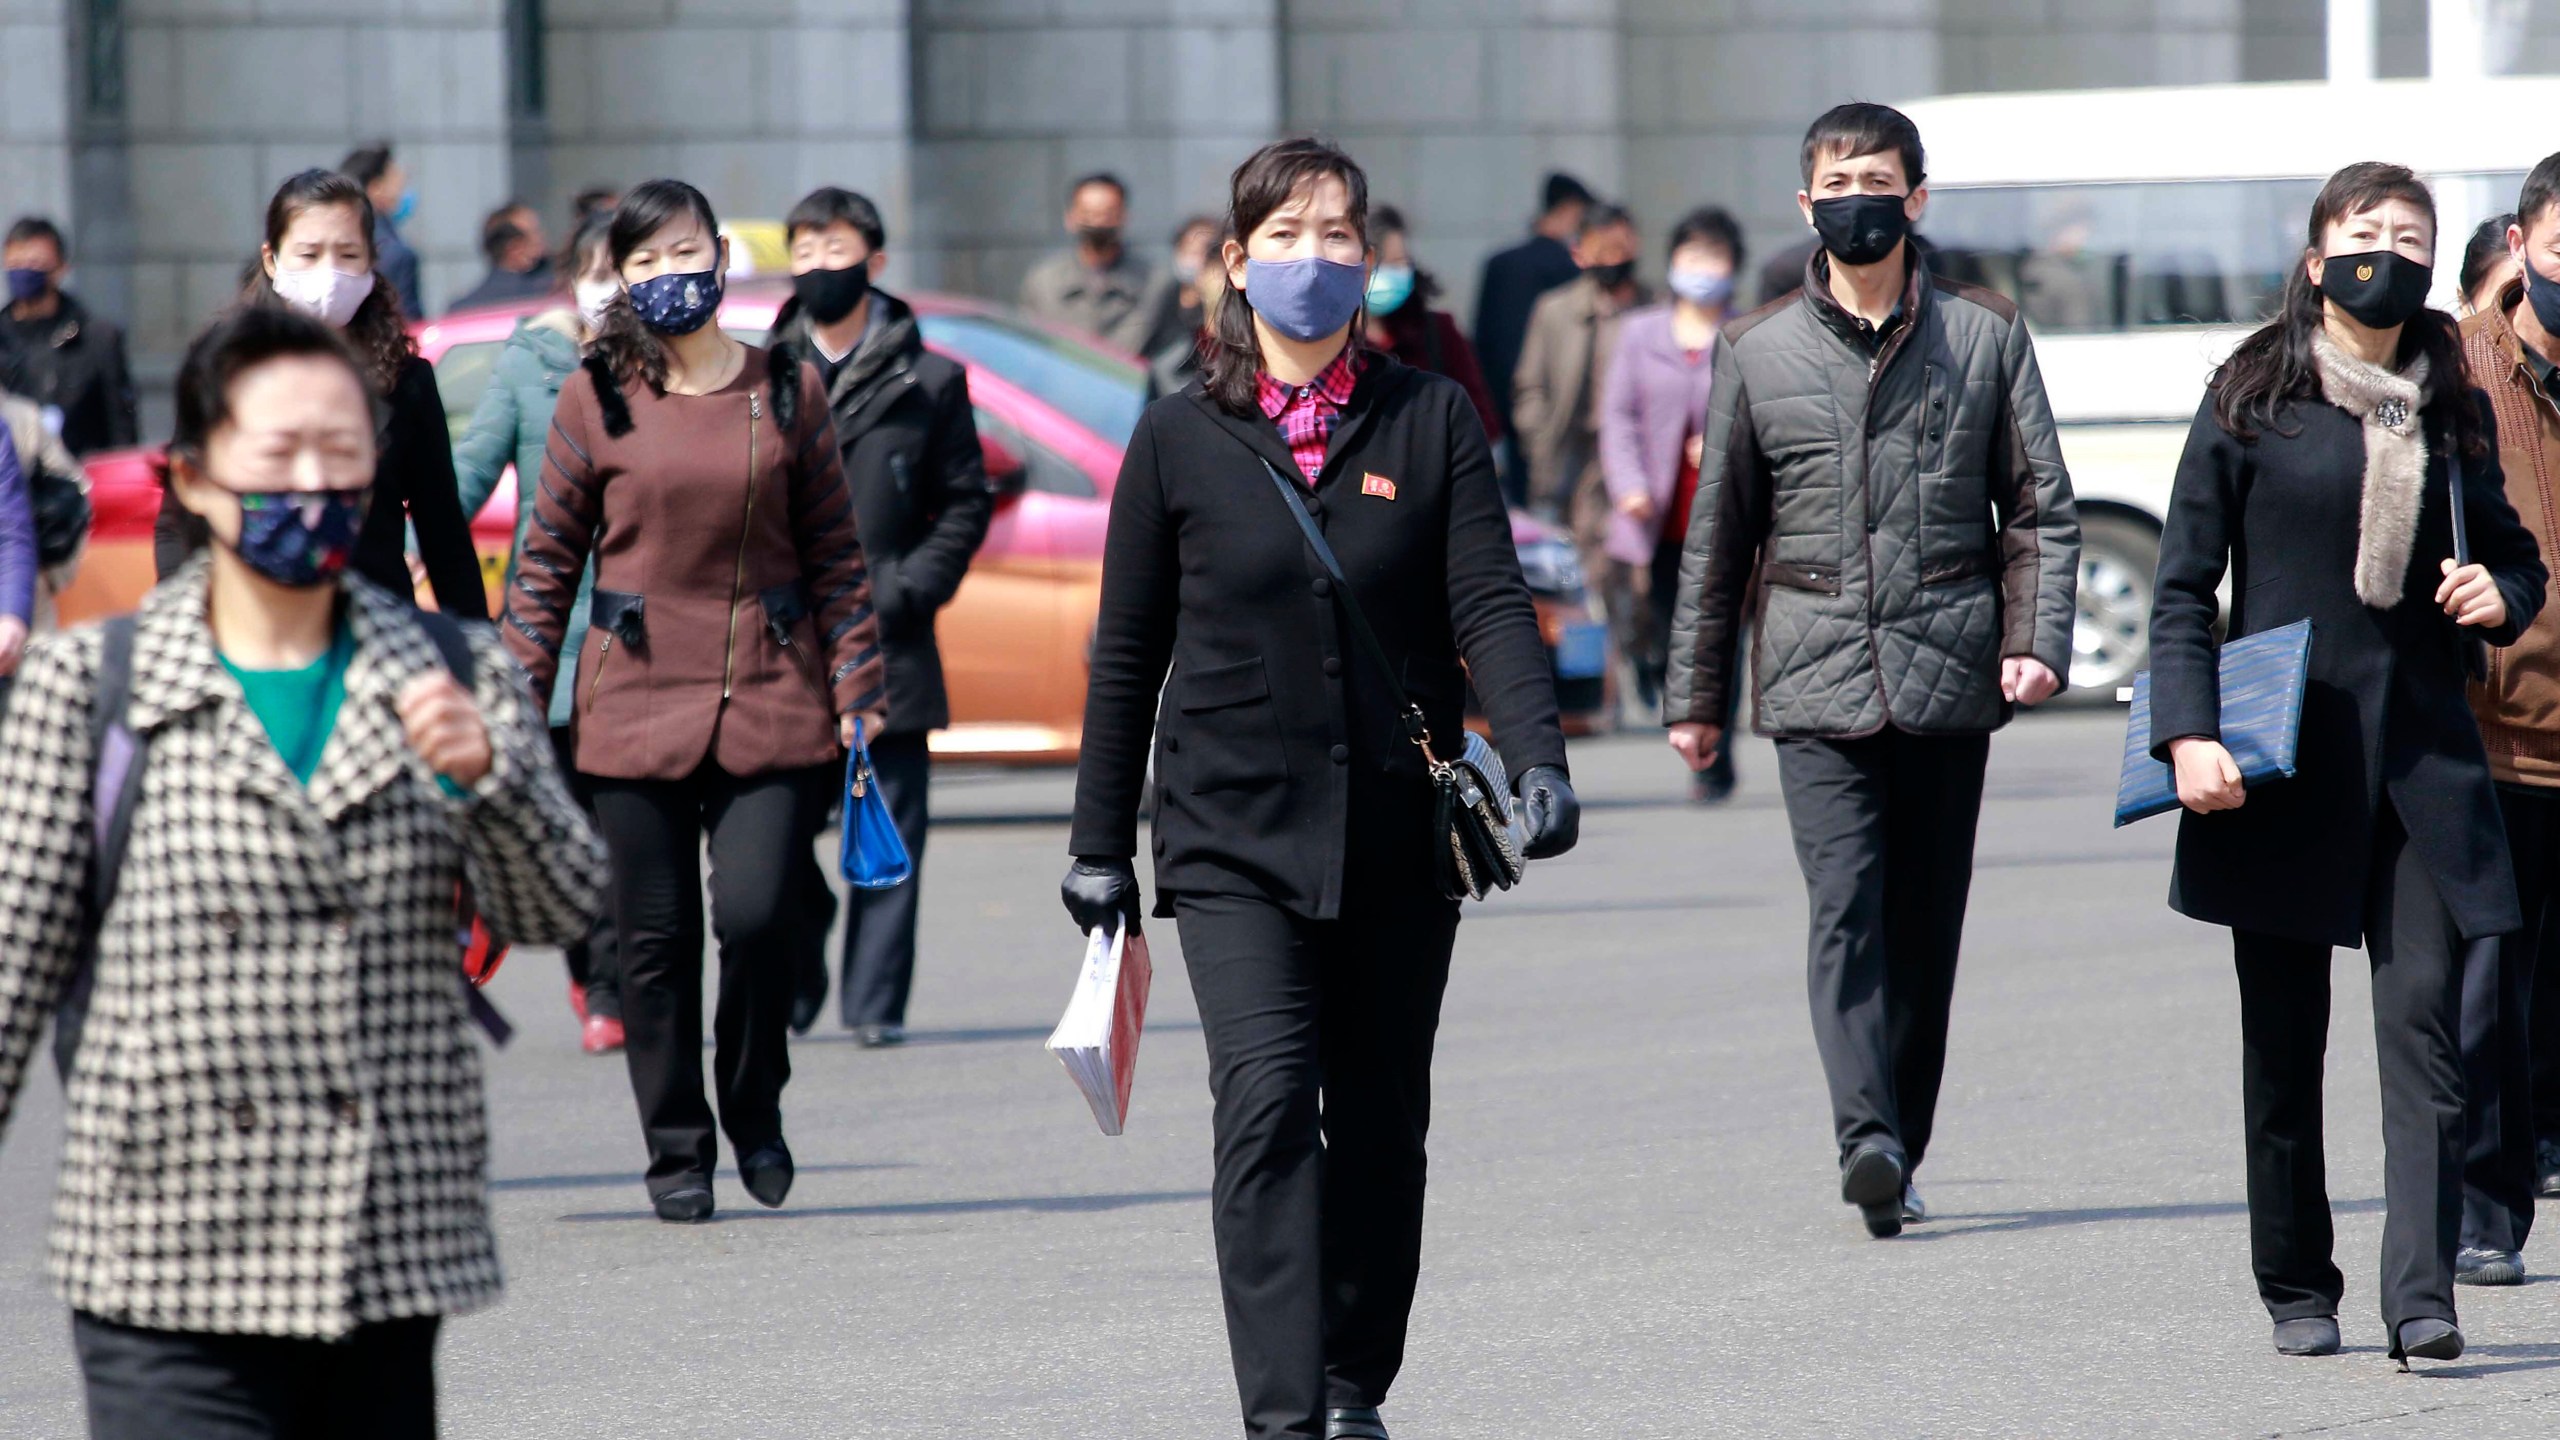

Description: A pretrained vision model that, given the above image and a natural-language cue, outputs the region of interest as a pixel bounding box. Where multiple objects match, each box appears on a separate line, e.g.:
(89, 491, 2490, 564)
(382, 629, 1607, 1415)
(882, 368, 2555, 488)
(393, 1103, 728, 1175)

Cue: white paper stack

(1045, 920, 1153, 1136)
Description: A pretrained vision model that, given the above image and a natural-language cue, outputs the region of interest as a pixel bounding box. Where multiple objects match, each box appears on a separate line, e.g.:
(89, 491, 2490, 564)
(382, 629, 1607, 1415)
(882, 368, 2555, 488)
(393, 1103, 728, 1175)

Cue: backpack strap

(411, 609, 516, 1047)
(53, 614, 144, 1081)
(413, 610, 479, 687)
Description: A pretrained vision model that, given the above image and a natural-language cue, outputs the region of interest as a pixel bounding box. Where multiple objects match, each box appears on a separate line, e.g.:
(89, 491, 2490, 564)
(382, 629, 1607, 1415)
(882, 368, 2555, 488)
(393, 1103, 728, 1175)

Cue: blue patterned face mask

(625, 269, 723, 336)
(230, 488, 370, 588)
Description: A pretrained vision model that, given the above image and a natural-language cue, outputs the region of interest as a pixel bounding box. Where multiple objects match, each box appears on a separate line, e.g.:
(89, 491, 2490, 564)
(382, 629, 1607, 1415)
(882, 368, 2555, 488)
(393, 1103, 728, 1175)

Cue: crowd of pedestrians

(0, 92, 2553, 1440)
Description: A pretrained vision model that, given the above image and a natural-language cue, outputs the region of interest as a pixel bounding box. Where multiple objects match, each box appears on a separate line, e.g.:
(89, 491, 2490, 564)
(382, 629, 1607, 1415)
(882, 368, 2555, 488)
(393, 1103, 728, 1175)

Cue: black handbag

(1260, 460, 1523, 901)
(31, 464, 90, 569)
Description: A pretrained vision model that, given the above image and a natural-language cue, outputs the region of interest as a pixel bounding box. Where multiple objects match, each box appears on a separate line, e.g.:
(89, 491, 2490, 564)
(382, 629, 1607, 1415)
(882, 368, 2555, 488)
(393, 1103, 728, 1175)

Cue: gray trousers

(1774, 729, 1990, 1172)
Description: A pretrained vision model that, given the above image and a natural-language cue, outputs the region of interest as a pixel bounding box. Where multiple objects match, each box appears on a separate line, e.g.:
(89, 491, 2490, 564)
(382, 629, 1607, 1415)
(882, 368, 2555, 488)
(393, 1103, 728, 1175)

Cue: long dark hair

(587, 179, 720, 397)
(2211, 162, 2486, 457)
(554, 206, 615, 298)
(1369, 205, 1444, 310)
(1203, 137, 1371, 416)
(242, 168, 414, 396)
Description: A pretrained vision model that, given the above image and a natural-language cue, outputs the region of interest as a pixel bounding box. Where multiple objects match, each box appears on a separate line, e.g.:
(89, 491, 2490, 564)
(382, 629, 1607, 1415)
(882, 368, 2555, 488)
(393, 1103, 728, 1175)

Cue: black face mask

(2319, 249, 2433, 331)
(1076, 224, 1122, 251)
(2519, 253, 2560, 337)
(1810, 193, 1911, 267)
(1588, 259, 1636, 289)
(793, 263, 872, 326)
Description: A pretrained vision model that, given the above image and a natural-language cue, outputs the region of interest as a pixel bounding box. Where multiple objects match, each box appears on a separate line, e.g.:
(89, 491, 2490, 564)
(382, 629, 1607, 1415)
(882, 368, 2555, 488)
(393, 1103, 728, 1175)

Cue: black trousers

(549, 729, 619, 1021)
(589, 760, 832, 1195)
(2460, 782, 2559, 1251)
(2235, 806, 2474, 1334)
(1773, 728, 1989, 1172)
(828, 730, 932, 1027)
(73, 1312, 438, 1440)
(1175, 879, 1460, 1440)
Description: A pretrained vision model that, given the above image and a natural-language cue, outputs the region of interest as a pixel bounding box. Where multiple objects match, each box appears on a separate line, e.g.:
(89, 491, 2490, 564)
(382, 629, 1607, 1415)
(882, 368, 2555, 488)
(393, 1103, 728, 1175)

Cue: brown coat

(1511, 272, 1651, 514)
(503, 347, 886, 781)
(2462, 289, 2560, 786)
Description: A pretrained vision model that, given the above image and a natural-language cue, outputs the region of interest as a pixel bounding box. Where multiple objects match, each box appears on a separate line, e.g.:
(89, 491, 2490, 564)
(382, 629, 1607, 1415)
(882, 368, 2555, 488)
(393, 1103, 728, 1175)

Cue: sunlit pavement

(4, 713, 2558, 1437)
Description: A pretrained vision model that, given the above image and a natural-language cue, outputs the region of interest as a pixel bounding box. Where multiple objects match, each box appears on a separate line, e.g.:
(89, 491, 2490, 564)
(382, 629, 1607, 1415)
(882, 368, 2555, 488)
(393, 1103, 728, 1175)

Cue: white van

(1895, 76, 2560, 696)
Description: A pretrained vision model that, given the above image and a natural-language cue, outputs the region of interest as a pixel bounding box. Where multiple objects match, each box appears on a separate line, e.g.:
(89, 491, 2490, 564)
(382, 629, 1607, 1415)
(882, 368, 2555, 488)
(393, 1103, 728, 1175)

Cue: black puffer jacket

(1667, 248, 2079, 736)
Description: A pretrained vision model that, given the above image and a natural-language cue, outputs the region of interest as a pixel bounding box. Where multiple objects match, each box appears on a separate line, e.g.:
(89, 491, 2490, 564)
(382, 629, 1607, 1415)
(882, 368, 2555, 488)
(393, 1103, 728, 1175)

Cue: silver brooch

(2376, 396, 2410, 430)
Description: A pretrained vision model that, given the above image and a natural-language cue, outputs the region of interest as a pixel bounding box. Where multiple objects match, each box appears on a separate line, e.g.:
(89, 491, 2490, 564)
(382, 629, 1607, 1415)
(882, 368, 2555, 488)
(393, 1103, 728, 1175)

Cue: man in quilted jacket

(1665, 103, 2079, 1240)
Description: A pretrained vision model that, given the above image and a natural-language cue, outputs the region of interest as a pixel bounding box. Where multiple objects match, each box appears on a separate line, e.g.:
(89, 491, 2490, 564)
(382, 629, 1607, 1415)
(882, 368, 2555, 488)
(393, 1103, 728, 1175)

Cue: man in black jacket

(771, 187, 994, 1044)
(1473, 172, 1593, 505)
(2, 217, 138, 457)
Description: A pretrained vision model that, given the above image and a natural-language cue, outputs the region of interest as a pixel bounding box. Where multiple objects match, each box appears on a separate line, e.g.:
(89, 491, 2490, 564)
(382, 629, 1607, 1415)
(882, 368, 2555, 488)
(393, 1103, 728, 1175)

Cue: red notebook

(1045, 921, 1153, 1135)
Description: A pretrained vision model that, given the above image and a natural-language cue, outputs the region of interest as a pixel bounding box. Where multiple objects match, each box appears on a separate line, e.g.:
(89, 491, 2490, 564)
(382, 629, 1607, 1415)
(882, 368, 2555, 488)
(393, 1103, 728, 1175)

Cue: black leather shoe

(742, 1142, 795, 1209)
(2536, 1136, 2560, 1198)
(2456, 1246, 2524, 1286)
(857, 1023, 906, 1049)
(653, 1186, 714, 1224)
(1899, 1183, 1928, 1224)
(2272, 1316, 2340, 1356)
(789, 994, 823, 1037)
(1840, 1143, 1906, 1238)
(2394, 1318, 2463, 1365)
(1324, 1407, 1389, 1440)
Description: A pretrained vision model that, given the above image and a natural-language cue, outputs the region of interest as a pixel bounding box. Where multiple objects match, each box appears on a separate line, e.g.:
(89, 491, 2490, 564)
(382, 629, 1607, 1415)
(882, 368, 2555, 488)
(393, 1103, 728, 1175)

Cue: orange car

(62, 288, 1610, 762)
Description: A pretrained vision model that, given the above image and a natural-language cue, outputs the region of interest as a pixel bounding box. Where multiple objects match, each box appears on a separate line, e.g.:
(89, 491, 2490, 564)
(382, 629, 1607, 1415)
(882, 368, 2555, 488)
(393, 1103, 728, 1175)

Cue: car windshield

(1919, 172, 2525, 333)
(917, 312, 1146, 444)
(435, 340, 505, 448)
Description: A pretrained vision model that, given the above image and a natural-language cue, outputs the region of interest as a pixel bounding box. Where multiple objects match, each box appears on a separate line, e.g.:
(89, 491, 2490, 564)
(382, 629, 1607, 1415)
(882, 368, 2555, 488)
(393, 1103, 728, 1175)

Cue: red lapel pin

(1361, 473, 1397, 501)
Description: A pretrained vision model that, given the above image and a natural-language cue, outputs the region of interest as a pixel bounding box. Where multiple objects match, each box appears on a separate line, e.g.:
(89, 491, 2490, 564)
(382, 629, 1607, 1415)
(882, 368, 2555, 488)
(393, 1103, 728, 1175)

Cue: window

(921, 313, 1147, 444)
(434, 341, 504, 449)
(974, 407, 1096, 499)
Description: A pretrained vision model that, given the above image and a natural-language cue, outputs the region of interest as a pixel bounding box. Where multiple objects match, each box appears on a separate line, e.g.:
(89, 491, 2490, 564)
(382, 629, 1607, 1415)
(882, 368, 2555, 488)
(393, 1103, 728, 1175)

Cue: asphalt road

(3, 713, 2558, 1438)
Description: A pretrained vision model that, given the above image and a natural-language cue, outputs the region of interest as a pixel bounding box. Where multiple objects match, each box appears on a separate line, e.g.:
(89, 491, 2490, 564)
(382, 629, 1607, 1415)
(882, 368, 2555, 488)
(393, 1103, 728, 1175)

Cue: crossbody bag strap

(1257, 458, 1437, 757)
(2448, 437, 2473, 567)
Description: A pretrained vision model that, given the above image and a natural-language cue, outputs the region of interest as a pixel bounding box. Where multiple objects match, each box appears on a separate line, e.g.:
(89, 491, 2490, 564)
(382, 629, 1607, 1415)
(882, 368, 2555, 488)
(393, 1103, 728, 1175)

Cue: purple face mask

(1242, 256, 1368, 342)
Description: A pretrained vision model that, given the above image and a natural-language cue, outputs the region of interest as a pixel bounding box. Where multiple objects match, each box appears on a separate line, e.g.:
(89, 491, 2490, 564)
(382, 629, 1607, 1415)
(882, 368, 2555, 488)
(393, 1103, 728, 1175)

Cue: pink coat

(1597, 305, 1718, 566)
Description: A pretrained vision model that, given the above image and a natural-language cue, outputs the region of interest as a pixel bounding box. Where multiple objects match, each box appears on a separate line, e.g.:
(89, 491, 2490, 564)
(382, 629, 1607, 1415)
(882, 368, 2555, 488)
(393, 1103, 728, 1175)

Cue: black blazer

(1069, 355, 1568, 920)
(153, 355, 488, 621)
(2150, 388, 2546, 947)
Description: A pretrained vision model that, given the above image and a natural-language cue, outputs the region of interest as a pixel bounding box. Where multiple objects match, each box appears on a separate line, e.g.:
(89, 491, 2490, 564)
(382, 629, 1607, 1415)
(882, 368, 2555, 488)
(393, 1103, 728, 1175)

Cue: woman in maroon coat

(1361, 206, 1503, 443)
(502, 180, 885, 1224)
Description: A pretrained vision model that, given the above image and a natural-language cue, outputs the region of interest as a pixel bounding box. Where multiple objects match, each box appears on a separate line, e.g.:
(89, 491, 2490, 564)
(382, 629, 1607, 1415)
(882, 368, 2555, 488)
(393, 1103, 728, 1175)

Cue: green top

(221, 621, 355, 784)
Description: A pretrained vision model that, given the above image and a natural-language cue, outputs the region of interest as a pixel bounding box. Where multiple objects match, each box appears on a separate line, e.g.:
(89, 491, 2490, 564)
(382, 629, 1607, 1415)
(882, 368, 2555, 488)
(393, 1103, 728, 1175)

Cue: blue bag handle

(840, 717, 915, 889)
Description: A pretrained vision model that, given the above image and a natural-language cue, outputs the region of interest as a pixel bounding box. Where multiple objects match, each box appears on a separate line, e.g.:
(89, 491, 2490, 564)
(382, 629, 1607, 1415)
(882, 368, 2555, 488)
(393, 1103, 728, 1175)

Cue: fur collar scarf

(2312, 331, 2430, 608)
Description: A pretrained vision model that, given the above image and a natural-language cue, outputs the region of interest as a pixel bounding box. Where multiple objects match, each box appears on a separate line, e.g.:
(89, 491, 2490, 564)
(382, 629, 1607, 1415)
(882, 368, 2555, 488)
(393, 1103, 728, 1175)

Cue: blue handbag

(2114, 618, 2314, 827)
(839, 720, 914, 889)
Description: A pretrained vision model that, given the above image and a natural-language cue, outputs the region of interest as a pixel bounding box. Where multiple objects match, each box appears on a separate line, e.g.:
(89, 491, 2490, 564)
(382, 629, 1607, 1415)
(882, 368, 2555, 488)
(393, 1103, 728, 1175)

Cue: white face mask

(575, 278, 620, 330)
(272, 266, 375, 329)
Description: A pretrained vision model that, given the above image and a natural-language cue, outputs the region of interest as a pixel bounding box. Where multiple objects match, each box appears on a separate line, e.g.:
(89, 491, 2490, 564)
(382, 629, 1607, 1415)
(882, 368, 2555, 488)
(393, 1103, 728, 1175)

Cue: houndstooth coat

(0, 560, 607, 1339)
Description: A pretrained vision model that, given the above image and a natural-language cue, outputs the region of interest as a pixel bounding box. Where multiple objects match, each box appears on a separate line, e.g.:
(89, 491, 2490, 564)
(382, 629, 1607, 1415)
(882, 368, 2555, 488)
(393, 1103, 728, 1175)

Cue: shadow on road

(1904, 1194, 2384, 1239)
(2425, 1343, 2560, 1379)
(1471, 894, 1770, 921)
(492, 1161, 914, 1192)
(791, 1021, 1204, 1047)
(554, 1188, 1210, 1224)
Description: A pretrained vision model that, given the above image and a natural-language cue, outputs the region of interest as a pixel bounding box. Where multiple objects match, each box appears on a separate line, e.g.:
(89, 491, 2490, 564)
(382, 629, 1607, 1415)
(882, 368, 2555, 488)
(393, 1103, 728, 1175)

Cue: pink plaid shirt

(1256, 346, 1365, 486)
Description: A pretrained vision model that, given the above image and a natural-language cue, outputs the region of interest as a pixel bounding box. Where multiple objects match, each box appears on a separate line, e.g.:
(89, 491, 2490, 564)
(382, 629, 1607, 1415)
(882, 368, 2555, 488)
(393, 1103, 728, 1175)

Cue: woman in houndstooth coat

(0, 307, 606, 1437)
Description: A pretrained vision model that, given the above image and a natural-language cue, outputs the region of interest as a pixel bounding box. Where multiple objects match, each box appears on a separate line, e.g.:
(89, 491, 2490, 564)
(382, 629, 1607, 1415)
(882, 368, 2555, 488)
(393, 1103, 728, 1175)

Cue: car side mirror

(982, 432, 1027, 497)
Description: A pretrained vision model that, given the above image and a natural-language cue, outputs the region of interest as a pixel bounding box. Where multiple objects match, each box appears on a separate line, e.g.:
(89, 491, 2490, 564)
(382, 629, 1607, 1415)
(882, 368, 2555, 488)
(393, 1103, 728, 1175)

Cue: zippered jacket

(1667, 247, 2079, 736)
(2461, 288, 2560, 786)
(502, 345, 886, 780)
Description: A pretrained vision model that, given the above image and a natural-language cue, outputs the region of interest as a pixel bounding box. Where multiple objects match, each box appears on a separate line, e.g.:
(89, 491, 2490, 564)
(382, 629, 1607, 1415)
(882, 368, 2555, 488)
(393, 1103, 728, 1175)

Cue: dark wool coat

(1069, 356, 1568, 921)
(2150, 388, 2547, 947)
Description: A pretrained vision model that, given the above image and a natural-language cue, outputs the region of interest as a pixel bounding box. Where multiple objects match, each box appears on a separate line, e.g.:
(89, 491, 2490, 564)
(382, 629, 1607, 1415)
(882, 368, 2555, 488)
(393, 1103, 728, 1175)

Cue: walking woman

(453, 208, 626, 1054)
(1359, 205, 1502, 441)
(2150, 162, 2547, 1365)
(502, 179, 886, 1225)
(152, 169, 487, 619)
(0, 305, 604, 1437)
(1598, 205, 1745, 797)
(1062, 137, 1580, 1440)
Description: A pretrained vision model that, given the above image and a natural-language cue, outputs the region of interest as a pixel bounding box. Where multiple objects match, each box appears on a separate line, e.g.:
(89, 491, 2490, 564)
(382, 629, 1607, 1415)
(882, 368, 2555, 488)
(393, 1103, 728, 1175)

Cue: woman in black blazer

(1062, 138, 1578, 1440)
(2150, 163, 2546, 1366)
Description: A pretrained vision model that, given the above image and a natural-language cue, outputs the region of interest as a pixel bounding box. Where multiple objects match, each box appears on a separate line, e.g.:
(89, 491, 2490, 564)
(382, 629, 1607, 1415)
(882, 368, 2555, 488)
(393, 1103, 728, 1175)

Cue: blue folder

(2114, 618, 2313, 827)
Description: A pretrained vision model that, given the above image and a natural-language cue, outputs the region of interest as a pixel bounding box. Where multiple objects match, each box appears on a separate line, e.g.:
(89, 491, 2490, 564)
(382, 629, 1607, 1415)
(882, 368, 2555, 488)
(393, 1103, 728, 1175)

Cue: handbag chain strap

(1259, 459, 1444, 769)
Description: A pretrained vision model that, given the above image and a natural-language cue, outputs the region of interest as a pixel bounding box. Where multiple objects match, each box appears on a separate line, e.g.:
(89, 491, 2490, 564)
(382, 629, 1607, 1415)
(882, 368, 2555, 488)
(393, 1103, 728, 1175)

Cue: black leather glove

(1516, 765, 1580, 860)
(1060, 856, 1141, 933)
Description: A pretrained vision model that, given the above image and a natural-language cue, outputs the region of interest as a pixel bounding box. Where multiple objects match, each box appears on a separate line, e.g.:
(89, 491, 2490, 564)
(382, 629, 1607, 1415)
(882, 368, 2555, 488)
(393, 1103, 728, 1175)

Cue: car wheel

(2070, 513, 2159, 700)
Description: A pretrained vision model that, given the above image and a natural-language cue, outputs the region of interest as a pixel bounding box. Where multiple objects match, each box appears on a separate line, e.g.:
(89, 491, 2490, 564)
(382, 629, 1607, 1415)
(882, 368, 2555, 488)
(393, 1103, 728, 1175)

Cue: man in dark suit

(1473, 172, 1593, 506)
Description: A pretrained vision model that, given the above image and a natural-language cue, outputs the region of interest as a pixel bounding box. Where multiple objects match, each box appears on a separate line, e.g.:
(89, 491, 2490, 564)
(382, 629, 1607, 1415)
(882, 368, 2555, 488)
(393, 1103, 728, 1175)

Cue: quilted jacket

(0, 561, 607, 1338)
(1666, 248, 2080, 737)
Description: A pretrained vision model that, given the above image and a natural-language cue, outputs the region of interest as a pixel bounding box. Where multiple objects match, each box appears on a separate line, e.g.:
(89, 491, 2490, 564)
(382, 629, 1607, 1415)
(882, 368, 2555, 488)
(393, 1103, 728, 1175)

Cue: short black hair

(5, 216, 65, 258)
(1371, 204, 1409, 239)
(1668, 205, 1746, 272)
(785, 187, 887, 252)
(1068, 172, 1127, 205)
(1171, 213, 1219, 247)
(1800, 102, 1925, 190)
(2463, 213, 2518, 300)
(2519, 152, 2560, 238)
(480, 201, 533, 262)
(1578, 202, 1635, 239)
(573, 187, 618, 222)
(1542, 172, 1594, 214)
(170, 305, 371, 463)
(339, 143, 395, 189)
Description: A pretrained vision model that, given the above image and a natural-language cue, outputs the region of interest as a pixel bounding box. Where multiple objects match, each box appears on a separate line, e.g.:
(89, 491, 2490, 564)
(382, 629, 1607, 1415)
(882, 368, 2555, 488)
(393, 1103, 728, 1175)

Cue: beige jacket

(2462, 289, 2560, 786)
(1511, 273, 1651, 514)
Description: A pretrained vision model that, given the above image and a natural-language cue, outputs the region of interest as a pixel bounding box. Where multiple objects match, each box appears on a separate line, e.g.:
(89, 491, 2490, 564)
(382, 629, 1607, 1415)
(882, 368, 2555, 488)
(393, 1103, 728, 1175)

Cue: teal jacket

(453, 313, 594, 727)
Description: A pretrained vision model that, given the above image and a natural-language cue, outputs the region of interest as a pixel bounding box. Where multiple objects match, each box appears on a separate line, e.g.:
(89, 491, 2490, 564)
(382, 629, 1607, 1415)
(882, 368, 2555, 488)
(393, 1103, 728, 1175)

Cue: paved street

(4, 712, 2558, 1437)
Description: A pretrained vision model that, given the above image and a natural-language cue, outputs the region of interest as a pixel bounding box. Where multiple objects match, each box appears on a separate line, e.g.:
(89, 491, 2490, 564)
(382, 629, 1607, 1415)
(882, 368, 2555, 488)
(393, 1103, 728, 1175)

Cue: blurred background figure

(339, 142, 424, 319)
(1, 217, 137, 457)
(1168, 214, 1221, 342)
(448, 200, 554, 315)
(0, 383, 85, 629)
(1513, 200, 1648, 525)
(1475, 171, 1593, 505)
(2463, 211, 2521, 316)
(1019, 172, 1182, 357)
(2018, 204, 2107, 329)
(0, 425, 31, 686)
(1361, 205, 1501, 440)
(771, 185, 993, 1047)
(1152, 218, 1229, 396)
(1600, 205, 1745, 800)
(451, 208, 626, 1054)
(574, 187, 622, 227)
